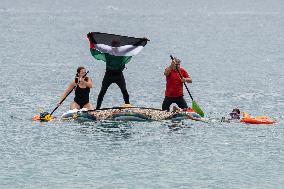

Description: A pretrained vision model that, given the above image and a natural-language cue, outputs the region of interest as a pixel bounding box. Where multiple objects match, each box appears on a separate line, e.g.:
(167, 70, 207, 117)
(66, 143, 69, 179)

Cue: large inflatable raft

(61, 107, 203, 122)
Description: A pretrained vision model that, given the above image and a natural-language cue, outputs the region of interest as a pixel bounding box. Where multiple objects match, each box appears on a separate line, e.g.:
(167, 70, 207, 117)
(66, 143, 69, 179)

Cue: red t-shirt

(165, 67, 190, 97)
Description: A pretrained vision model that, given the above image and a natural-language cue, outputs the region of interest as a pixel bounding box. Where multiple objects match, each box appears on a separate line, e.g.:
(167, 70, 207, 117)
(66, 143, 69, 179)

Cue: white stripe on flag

(96, 44, 144, 56)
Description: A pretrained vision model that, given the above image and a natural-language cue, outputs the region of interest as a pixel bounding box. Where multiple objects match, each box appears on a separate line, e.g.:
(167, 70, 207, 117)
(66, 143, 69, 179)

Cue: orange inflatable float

(240, 112, 275, 124)
(32, 115, 40, 121)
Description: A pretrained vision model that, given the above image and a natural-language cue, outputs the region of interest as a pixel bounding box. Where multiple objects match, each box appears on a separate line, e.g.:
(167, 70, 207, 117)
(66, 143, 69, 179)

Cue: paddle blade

(40, 112, 53, 122)
(192, 100, 205, 117)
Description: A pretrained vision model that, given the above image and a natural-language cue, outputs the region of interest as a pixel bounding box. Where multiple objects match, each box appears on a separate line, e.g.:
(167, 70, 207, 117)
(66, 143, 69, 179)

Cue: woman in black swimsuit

(57, 67, 94, 110)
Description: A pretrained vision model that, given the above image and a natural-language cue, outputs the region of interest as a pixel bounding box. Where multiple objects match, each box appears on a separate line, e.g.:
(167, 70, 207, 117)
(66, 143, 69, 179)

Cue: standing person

(87, 32, 148, 109)
(57, 67, 94, 110)
(162, 57, 192, 111)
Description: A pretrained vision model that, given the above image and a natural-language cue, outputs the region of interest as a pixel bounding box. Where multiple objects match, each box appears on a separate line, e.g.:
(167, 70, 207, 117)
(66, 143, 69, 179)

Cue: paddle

(170, 55, 205, 117)
(37, 71, 89, 121)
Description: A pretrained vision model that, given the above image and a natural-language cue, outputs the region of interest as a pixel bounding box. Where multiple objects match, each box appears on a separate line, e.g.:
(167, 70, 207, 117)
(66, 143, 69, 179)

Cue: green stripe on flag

(90, 49, 132, 70)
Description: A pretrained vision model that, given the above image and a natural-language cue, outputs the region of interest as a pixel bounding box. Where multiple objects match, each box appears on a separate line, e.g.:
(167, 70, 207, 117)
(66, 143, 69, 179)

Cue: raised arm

(82, 77, 93, 88)
(164, 60, 176, 76)
(164, 66, 172, 76)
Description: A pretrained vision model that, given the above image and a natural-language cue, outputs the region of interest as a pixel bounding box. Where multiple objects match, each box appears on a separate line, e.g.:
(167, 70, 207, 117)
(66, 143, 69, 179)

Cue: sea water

(0, 0, 283, 188)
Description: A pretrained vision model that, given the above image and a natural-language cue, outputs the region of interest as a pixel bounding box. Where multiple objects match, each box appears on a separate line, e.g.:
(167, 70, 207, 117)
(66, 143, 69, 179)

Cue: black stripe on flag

(89, 32, 148, 47)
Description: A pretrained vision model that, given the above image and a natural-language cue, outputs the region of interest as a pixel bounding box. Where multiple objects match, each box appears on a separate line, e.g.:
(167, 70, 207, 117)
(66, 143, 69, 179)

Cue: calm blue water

(1, 0, 284, 188)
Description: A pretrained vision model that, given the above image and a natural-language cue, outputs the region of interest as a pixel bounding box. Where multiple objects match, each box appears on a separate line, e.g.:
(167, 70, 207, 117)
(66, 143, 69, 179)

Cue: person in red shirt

(162, 57, 192, 111)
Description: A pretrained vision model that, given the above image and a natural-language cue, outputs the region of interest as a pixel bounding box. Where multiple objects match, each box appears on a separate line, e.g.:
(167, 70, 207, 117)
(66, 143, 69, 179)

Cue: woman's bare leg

(70, 101, 80, 110)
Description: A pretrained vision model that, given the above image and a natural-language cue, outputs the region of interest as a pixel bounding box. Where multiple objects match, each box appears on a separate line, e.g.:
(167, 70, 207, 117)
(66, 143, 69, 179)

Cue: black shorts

(162, 96, 188, 111)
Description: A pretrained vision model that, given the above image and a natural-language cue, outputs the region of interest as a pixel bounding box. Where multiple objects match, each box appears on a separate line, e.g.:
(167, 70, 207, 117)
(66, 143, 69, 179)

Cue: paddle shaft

(50, 71, 89, 115)
(170, 55, 193, 100)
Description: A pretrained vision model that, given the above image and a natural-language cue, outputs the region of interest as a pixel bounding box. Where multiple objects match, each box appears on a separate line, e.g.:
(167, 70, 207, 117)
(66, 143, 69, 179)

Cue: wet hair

(76, 66, 85, 76)
(229, 108, 241, 119)
(75, 66, 88, 82)
(232, 108, 240, 114)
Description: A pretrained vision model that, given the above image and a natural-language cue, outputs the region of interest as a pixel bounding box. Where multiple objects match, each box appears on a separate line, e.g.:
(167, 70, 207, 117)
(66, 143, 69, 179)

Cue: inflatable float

(240, 112, 275, 124)
(60, 107, 204, 122)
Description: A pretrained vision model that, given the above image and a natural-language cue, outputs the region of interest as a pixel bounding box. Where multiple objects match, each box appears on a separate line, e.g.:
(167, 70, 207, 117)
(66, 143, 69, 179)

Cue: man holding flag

(87, 32, 148, 109)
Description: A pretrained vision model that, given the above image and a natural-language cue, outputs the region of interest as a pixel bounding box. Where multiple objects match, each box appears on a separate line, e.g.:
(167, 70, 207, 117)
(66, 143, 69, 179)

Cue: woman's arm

(83, 77, 93, 88)
(57, 81, 75, 106)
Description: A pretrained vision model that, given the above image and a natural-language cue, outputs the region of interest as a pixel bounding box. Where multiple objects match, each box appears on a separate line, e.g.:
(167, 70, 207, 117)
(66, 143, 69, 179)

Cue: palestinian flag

(88, 32, 148, 70)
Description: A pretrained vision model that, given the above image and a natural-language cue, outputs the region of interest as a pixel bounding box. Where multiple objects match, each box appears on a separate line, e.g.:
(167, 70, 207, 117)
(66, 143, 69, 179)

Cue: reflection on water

(166, 120, 190, 132)
(75, 121, 134, 140)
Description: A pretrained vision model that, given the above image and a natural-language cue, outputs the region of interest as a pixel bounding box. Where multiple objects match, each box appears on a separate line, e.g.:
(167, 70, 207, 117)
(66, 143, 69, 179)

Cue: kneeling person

(57, 66, 94, 110)
(162, 57, 192, 111)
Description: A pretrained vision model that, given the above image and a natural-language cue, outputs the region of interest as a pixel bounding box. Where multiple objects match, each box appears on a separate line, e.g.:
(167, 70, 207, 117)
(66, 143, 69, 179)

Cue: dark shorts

(162, 96, 188, 111)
